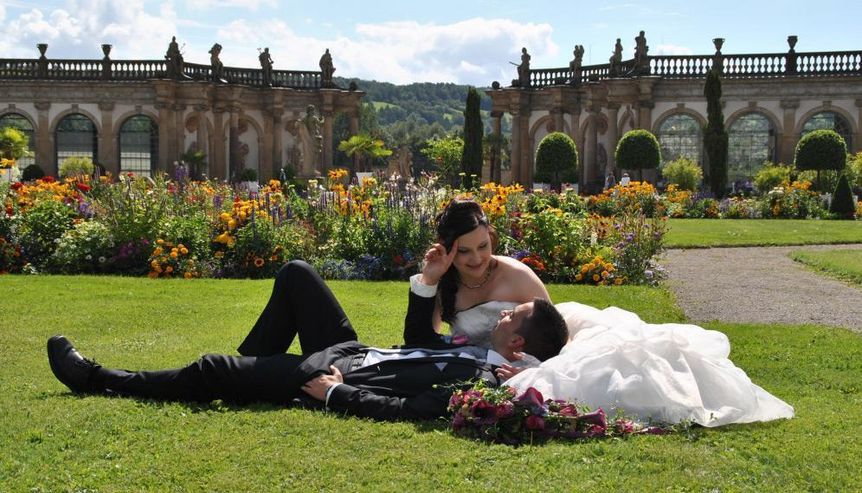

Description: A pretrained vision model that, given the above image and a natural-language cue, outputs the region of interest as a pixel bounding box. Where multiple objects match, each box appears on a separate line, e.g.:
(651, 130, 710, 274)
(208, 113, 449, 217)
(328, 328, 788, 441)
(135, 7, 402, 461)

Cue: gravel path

(662, 244, 862, 332)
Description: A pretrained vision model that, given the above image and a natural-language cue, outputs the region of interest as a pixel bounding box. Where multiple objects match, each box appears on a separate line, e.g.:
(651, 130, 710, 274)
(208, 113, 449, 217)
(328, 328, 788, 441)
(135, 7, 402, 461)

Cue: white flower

(98, 256, 106, 263)
(85, 254, 92, 260)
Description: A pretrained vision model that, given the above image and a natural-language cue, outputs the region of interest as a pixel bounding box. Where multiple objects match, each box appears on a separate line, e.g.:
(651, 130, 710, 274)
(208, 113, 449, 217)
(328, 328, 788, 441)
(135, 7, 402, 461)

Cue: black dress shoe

(47, 335, 102, 393)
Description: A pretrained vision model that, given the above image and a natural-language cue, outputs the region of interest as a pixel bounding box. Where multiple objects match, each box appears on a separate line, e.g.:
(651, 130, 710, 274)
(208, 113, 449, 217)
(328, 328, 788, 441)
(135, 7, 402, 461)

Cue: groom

(48, 261, 568, 421)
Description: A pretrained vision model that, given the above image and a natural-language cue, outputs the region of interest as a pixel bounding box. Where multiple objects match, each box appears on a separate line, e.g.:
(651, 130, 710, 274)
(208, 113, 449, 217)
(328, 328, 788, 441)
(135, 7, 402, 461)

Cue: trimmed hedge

(830, 173, 856, 219)
(534, 131, 578, 189)
(615, 129, 661, 177)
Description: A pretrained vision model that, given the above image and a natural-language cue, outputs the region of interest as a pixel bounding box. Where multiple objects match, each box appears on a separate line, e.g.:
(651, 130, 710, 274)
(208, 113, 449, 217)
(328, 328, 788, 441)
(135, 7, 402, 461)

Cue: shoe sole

(47, 336, 83, 393)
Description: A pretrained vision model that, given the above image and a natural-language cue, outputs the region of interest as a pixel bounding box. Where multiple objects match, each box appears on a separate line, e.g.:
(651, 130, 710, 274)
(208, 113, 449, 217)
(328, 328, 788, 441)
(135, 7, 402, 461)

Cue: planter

(0, 168, 15, 182)
(238, 181, 259, 194)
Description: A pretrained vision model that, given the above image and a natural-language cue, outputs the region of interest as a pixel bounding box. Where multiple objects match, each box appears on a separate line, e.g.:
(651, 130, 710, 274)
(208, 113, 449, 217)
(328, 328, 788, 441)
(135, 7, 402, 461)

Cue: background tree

(534, 132, 578, 191)
(615, 129, 660, 181)
(0, 127, 31, 160)
(337, 134, 392, 173)
(460, 87, 484, 188)
(660, 157, 703, 191)
(421, 135, 463, 185)
(794, 129, 847, 191)
(703, 69, 729, 197)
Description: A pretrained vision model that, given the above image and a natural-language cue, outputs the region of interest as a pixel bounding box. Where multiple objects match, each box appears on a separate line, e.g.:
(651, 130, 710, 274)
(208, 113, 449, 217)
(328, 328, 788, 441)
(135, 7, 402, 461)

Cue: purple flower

(515, 387, 544, 409)
(494, 401, 515, 419)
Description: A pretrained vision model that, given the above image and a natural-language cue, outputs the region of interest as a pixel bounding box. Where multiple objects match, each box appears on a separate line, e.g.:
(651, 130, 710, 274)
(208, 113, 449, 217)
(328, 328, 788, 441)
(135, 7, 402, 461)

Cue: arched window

(119, 115, 158, 176)
(657, 114, 702, 165)
(728, 113, 775, 182)
(802, 111, 852, 150)
(56, 114, 97, 172)
(0, 113, 36, 167)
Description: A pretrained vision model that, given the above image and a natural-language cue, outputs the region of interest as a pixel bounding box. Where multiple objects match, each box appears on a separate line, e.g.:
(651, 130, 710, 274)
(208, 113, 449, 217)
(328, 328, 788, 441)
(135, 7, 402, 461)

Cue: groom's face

(490, 302, 533, 349)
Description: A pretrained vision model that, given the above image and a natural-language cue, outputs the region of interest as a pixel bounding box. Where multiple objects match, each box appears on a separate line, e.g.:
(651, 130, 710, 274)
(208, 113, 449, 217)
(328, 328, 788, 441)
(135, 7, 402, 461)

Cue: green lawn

(790, 248, 862, 286)
(665, 219, 862, 248)
(1, 275, 860, 491)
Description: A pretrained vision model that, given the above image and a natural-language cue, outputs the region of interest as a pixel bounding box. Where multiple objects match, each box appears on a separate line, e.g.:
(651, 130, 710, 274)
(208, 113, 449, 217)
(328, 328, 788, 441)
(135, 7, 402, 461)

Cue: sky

(1, 0, 859, 86)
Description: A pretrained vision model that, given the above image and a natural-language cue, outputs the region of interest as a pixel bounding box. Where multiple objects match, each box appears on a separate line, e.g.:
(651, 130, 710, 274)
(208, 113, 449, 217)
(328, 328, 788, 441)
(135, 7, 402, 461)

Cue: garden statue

(165, 36, 184, 78)
(209, 43, 224, 82)
(569, 45, 585, 82)
(609, 39, 623, 76)
(259, 47, 273, 86)
(517, 47, 531, 87)
(633, 31, 649, 74)
(296, 105, 324, 175)
(387, 145, 413, 180)
(319, 49, 335, 87)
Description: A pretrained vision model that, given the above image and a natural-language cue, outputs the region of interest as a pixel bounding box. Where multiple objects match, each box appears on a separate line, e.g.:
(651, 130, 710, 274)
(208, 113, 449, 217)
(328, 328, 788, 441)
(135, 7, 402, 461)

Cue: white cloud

(654, 44, 693, 56)
(208, 17, 557, 85)
(4, 0, 177, 59)
(185, 0, 276, 10)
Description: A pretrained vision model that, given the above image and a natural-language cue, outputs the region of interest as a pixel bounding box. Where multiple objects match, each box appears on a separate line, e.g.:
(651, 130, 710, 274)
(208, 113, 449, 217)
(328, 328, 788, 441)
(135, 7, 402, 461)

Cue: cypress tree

(460, 87, 484, 188)
(703, 69, 728, 197)
(830, 173, 856, 219)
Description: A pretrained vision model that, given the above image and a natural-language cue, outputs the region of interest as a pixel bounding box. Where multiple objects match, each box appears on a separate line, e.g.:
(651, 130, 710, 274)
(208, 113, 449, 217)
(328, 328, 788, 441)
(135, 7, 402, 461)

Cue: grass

(790, 248, 862, 286)
(1, 275, 860, 491)
(665, 218, 862, 248)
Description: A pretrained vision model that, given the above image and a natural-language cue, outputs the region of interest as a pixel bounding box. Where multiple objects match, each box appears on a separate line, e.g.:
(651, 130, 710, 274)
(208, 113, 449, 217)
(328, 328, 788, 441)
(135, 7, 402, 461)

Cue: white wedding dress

(450, 301, 794, 427)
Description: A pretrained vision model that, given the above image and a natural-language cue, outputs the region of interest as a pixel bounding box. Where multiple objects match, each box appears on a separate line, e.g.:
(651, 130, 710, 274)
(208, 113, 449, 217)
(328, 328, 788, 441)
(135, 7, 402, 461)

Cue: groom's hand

(301, 365, 343, 401)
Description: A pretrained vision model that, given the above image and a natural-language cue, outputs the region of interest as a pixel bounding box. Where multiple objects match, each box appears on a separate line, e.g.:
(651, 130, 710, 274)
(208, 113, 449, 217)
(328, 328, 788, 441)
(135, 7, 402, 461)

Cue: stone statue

(609, 38, 623, 76)
(387, 146, 413, 180)
(517, 47, 531, 87)
(209, 43, 224, 82)
(165, 36, 184, 78)
(319, 49, 335, 88)
(259, 47, 273, 86)
(296, 105, 324, 175)
(569, 45, 585, 82)
(634, 30, 649, 74)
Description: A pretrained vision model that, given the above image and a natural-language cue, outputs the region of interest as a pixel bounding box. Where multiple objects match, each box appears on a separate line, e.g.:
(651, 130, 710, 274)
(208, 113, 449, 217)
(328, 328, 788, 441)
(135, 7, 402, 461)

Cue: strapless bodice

(450, 300, 519, 348)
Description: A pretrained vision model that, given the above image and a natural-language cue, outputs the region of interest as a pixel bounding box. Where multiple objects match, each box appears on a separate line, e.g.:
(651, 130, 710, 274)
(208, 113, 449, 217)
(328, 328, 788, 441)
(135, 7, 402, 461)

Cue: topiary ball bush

(21, 164, 45, 181)
(616, 129, 661, 172)
(534, 132, 578, 188)
(830, 173, 856, 219)
(795, 129, 847, 172)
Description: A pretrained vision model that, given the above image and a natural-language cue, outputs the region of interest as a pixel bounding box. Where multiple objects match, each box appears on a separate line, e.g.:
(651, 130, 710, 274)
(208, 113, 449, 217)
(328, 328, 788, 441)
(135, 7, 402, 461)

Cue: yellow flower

(227, 219, 237, 230)
(156, 239, 165, 245)
(614, 278, 623, 285)
(170, 251, 178, 259)
(575, 274, 583, 282)
(180, 247, 189, 255)
(592, 274, 600, 282)
(184, 272, 193, 279)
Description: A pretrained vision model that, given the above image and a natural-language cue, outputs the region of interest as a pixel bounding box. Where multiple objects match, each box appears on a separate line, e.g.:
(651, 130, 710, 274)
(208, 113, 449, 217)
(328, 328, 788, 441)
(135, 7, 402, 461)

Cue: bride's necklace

(458, 259, 496, 289)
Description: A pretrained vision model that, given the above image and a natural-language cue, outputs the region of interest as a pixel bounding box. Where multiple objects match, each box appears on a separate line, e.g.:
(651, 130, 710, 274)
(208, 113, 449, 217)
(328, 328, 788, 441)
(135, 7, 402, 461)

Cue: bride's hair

(435, 199, 498, 323)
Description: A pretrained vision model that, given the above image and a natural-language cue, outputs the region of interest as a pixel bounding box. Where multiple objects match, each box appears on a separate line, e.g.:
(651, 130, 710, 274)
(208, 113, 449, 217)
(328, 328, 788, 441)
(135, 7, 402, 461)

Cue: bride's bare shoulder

(492, 255, 549, 298)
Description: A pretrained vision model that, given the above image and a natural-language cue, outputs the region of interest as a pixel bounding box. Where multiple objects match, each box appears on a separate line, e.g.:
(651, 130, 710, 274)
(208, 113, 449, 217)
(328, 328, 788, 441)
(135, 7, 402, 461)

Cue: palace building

(0, 40, 363, 180)
(487, 34, 861, 191)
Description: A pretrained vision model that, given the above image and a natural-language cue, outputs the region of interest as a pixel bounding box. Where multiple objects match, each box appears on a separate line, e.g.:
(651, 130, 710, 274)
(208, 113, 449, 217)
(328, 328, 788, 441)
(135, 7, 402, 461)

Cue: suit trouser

(99, 260, 360, 404)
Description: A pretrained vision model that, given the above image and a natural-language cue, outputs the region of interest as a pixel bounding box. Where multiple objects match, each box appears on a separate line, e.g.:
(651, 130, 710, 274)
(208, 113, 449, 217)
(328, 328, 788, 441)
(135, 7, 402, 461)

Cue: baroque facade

(488, 35, 862, 191)
(0, 41, 363, 180)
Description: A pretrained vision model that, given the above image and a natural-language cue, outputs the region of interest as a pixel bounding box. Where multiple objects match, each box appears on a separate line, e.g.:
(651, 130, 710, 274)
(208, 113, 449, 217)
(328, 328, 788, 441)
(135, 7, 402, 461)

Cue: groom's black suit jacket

(297, 291, 500, 421)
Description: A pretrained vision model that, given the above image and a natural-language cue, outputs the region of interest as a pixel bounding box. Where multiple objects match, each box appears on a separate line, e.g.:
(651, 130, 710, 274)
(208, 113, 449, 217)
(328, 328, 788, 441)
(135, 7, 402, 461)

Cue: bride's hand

(420, 240, 457, 285)
(495, 363, 525, 380)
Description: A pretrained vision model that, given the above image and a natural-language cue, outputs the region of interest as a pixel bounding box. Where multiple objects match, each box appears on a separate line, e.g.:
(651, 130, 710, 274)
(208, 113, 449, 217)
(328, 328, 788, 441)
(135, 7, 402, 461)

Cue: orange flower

(254, 257, 265, 267)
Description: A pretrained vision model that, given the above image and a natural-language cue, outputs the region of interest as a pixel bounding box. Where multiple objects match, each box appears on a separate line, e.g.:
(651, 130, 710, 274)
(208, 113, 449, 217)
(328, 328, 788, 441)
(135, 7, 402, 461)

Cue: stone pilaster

(228, 106, 240, 179)
(171, 103, 186, 168)
(97, 101, 115, 174)
(490, 111, 503, 183)
(322, 110, 334, 171)
(193, 104, 210, 177)
(509, 110, 521, 186)
(211, 107, 226, 180)
(779, 99, 800, 163)
(606, 103, 620, 173)
(34, 101, 52, 173)
(270, 110, 283, 179)
(855, 98, 862, 153)
(637, 100, 654, 130)
(156, 102, 171, 172)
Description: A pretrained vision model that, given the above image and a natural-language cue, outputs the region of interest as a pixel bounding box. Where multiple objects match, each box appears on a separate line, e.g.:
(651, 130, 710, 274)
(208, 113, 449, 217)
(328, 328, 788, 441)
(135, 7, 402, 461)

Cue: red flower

(76, 183, 91, 192)
(525, 415, 545, 431)
(11, 182, 23, 190)
(515, 387, 544, 409)
(41, 176, 55, 183)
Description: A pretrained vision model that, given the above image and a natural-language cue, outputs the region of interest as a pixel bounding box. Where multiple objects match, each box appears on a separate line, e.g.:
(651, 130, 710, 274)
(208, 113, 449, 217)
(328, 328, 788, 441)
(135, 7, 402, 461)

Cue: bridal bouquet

(448, 381, 667, 445)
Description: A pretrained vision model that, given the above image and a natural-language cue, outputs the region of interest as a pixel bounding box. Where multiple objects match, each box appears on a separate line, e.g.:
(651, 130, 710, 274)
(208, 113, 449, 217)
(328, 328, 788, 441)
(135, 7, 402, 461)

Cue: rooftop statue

(209, 43, 224, 82)
(569, 44, 585, 82)
(165, 36, 185, 78)
(259, 47, 273, 86)
(319, 49, 335, 88)
(633, 30, 649, 75)
(517, 47, 531, 87)
(609, 38, 623, 76)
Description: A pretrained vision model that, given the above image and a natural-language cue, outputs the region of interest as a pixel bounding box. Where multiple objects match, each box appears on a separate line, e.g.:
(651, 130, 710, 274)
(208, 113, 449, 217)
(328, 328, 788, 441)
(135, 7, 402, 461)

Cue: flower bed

(1, 172, 667, 284)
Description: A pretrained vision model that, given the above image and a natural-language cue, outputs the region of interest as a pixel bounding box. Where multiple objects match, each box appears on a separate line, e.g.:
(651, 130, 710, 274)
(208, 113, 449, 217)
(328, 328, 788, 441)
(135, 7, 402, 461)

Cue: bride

(411, 199, 793, 427)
